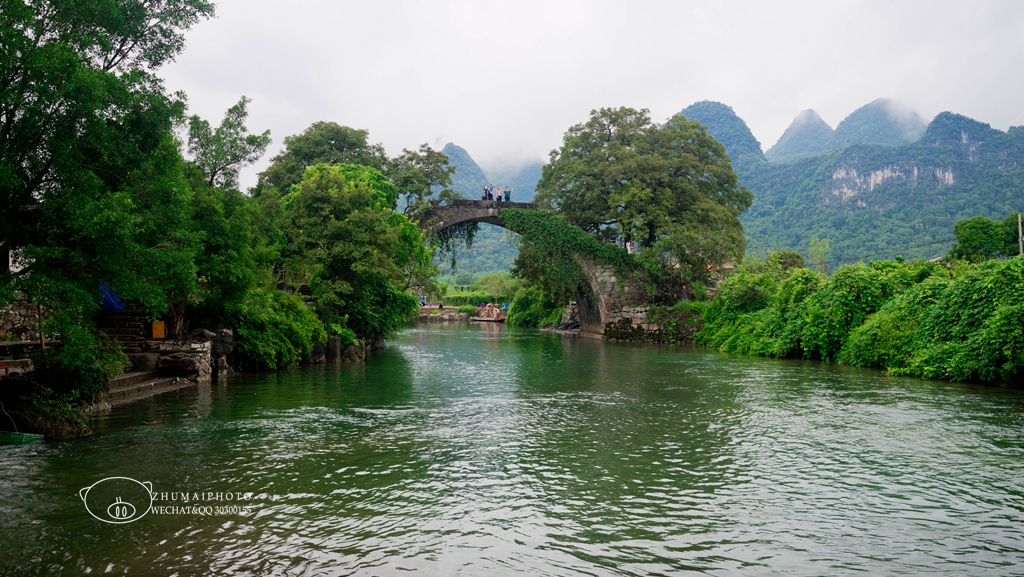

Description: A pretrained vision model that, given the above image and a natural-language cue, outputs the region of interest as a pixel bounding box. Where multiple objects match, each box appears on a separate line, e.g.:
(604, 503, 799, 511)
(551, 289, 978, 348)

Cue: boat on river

(0, 431, 44, 445)
(469, 316, 505, 323)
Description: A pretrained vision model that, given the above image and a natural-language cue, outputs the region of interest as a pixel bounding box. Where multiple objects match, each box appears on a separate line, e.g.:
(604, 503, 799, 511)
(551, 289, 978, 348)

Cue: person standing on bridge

(505, 186, 511, 203)
(481, 186, 487, 201)
(496, 188, 503, 202)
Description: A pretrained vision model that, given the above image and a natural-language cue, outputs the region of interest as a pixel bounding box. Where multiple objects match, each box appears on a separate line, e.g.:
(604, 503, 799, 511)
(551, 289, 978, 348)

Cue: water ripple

(1, 325, 1023, 575)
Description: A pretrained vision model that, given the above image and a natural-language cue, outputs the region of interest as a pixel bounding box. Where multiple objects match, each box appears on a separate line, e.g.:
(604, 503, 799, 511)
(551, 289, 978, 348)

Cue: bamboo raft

(0, 431, 44, 445)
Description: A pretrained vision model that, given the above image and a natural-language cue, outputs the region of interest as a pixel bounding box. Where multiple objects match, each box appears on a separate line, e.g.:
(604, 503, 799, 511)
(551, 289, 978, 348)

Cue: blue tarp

(99, 284, 126, 311)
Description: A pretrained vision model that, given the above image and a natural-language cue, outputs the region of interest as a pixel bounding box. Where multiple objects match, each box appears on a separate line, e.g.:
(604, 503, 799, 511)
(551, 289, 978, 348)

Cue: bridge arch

(420, 199, 537, 236)
(417, 200, 647, 339)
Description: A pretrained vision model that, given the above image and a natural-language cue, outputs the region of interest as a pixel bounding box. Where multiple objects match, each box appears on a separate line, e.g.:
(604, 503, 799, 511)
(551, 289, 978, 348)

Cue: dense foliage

(501, 208, 634, 304)
(697, 253, 1024, 387)
(253, 122, 388, 197)
(0, 2, 448, 416)
(1, 0, 214, 410)
(949, 213, 1023, 261)
(518, 107, 751, 308)
(282, 164, 427, 345)
(505, 285, 562, 328)
(535, 107, 752, 250)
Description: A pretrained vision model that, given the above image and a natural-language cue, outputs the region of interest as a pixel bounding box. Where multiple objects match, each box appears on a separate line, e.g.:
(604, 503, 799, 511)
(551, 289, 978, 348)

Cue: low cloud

(160, 0, 1024, 189)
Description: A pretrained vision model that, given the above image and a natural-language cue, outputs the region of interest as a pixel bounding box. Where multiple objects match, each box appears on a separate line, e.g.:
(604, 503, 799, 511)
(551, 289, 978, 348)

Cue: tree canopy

(187, 96, 271, 189)
(388, 143, 457, 215)
(254, 122, 389, 196)
(282, 164, 427, 344)
(533, 107, 753, 290)
(0, 0, 218, 412)
(949, 214, 1022, 262)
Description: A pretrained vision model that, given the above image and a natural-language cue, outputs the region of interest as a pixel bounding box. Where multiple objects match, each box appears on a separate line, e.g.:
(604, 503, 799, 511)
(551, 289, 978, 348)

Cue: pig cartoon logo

(80, 477, 153, 524)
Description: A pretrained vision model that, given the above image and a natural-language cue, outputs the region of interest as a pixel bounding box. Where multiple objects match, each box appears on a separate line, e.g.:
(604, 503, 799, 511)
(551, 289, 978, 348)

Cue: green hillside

(765, 109, 834, 164)
(442, 142, 489, 197)
(681, 102, 1024, 264)
(678, 101, 765, 169)
(828, 98, 927, 152)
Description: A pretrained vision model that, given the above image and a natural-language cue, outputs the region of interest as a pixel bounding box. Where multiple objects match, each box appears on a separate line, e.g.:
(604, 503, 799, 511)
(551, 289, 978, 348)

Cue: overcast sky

(161, 0, 1024, 189)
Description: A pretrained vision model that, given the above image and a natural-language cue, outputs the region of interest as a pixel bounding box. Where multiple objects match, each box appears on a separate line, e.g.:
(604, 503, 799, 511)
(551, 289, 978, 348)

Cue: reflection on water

(1, 323, 1023, 575)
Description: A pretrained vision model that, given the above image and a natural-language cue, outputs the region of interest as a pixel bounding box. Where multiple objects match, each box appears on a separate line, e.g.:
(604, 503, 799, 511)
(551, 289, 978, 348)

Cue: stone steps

(107, 374, 194, 406)
(108, 370, 159, 388)
(95, 309, 148, 352)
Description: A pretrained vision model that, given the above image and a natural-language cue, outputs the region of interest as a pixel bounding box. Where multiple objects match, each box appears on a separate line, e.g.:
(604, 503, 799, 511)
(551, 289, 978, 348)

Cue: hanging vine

(430, 220, 479, 270)
(499, 208, 637, 303)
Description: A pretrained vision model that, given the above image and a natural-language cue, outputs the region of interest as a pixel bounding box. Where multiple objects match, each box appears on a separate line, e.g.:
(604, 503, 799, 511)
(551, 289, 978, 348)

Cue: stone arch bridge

(418, 200, 660, 340)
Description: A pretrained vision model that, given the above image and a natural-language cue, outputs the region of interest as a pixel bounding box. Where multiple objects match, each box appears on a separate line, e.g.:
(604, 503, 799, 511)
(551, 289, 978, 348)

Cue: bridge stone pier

(575, 258, 662, 340)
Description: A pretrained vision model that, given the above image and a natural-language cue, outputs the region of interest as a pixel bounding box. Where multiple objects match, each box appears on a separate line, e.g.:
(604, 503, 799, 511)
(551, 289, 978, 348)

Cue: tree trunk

(166, 292, 188, 339)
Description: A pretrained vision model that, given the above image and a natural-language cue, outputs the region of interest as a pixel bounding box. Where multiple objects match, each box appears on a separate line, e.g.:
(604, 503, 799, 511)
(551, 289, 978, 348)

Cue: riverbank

(696, 255, 1024, 387)
(415, 310, 471, 322)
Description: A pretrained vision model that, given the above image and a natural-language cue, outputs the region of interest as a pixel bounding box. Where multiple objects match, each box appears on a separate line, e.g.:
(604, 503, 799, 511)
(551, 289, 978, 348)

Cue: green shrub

(799, 263, 893, 361)
(457, 305, 477, 315)
(440, 291, 512, 307)
(697, 254, 1024, 386)
(840, 276, 950, 369)
(13, 339, 128, 424)
(542, 306, 564, 328)
(506, 285, 560, 328)
(901, 256, 1024, 383)
(649, 301, 703, 343)
(232, 288, 327, 369)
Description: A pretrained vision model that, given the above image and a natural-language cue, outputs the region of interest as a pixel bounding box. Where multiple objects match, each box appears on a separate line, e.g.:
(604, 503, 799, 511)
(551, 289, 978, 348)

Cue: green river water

(1, 323, 1023, 575)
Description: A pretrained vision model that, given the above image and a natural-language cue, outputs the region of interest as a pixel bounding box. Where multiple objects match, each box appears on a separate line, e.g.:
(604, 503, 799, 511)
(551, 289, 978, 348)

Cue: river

(2, 323, 1023, 575)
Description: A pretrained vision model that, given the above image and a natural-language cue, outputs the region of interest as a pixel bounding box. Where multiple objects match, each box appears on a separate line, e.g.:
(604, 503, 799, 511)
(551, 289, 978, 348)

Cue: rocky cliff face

(828, 164, 958, 201)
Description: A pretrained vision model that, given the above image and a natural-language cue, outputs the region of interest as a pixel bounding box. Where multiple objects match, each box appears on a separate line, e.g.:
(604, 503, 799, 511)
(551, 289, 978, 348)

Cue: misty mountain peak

(829, 98, 927, 151)
(442, 142, 488, 197)
(765, 109, 834, 164)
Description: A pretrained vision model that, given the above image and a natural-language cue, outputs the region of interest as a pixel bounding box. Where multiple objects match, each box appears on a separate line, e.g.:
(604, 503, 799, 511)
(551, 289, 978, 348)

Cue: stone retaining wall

(149, 339, 212, 383)
(416, 312, 470, 322)
(0, 301, 41, 342)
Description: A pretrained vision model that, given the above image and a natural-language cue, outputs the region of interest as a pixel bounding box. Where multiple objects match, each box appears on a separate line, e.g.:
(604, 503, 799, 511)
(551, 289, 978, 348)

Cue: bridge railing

(445, 199, 537, 209)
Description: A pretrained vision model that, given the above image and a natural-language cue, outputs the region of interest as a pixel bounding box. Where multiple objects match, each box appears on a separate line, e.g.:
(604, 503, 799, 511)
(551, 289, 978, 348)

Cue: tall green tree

(187, 96, 271, 189)
(531, 107, 752, 295)
(283, 164, 425, 345)
(535, 107, 752, 249)
(253, 122, 387, 196)
(387, 143, 458, 215)
(0, 0, 214, 262)
(0, 0, 214, 406)
(949, 215, 1017, 262)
